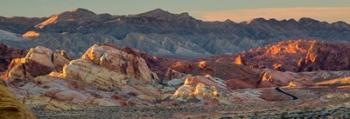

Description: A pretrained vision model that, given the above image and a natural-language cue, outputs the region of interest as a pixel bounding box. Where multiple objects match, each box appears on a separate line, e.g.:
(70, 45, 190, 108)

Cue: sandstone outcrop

(63, 44, 158, 90)
(5, 46, 70, 81)
(171, 76, 221, 101)
(82, 44, 157, 82)
(5, 44, 162, 110)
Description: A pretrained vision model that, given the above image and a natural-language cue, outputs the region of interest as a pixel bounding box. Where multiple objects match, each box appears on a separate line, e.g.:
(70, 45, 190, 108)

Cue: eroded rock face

(236, 40, 350, 72)
(64, 44, 158, 90)
(5, 44, 162, 110)
(82, 45, 157, 82)
(0, 44, 26, 72)
(5, 46, 70, 81)
(63, 59, 128, 91)
(9, 73, 162, 110)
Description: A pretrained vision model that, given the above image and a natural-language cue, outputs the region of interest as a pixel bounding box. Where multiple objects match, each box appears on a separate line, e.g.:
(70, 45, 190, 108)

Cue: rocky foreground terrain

(0, 40, 349, 118)
(0, 8, 350, 58)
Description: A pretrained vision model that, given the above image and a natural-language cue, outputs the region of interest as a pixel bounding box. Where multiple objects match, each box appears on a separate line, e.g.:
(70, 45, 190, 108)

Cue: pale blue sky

(1, 0, 350, 22)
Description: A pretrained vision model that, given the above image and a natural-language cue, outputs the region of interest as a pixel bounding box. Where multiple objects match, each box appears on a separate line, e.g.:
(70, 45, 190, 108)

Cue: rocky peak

(137, 9, 173, 17)
(58, 8, 97, 20)
(332, 21, 350, 29)
(136, 8, 193, 21)
(249, 18, 268, 24)
(35, 8, 98, 29)
(298, 17, 322, 25)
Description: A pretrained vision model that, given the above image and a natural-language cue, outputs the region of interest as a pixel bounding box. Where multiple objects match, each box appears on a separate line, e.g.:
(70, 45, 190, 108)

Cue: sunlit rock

(5, 46, 70, 81)
(81, 44, 158, 83)
(22, 31, 40, 39)
(171, 76, 221, 101)
(233, 55, 243, 65)
(197, 61, 207, 69)
(35, 15, 58, 29)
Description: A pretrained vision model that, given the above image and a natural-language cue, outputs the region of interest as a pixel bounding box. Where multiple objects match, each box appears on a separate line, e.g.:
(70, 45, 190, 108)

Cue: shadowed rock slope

(0, 44, 26, 72)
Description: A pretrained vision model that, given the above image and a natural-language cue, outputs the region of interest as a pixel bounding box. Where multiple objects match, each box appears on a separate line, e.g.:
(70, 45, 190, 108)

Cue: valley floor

(32, 88, 350, 119)
(32, 102, 350, 119)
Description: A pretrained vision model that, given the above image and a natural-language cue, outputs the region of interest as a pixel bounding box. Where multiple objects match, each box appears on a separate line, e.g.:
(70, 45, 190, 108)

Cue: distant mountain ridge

(0, 8, 349, 58)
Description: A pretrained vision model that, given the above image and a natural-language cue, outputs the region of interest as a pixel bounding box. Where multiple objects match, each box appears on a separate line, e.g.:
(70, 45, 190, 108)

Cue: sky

(1, 0, 350, 22)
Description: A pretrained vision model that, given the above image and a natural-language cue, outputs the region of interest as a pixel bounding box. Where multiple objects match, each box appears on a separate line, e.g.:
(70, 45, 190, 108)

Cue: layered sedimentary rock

(63, 44, 158, 90)
(81, 45, 157, 82)
(5, 46, 70, 81)
(235, 40, 350, 72)
(4, 44, 162, 110)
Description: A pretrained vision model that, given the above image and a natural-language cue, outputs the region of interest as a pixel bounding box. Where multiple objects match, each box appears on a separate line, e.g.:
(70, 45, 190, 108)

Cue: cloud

(195, 7, 350, 23)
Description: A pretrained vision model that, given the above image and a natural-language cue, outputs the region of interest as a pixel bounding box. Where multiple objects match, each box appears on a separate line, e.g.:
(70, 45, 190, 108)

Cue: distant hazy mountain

(0, 8, 349, 58)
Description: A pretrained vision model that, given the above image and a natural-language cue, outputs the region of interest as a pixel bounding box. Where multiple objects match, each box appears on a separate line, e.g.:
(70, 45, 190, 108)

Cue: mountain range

(0, 8, 350, 58)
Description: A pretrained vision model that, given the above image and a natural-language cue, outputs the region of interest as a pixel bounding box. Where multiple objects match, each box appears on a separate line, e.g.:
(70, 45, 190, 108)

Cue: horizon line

(1, 7, 349, 24)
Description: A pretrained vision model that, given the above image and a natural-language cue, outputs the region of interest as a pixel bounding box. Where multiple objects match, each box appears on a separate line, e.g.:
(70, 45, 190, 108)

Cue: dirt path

(275, 87, 298, 100)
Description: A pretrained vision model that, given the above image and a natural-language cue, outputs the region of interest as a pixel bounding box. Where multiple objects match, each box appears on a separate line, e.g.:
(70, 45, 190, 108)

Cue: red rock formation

(233, 55, 244, 65)
(5, 44, 162, 110)
(235, 40, 350, 72)
(140, 52, 184, 81)
(0, 44, 26, 72)
(163, 59, 264, 89)
(168, 60, 260, 81)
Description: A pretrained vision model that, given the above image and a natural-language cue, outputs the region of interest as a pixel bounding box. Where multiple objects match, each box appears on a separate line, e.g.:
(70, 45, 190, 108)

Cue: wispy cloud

(195, 7, 350, 23)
